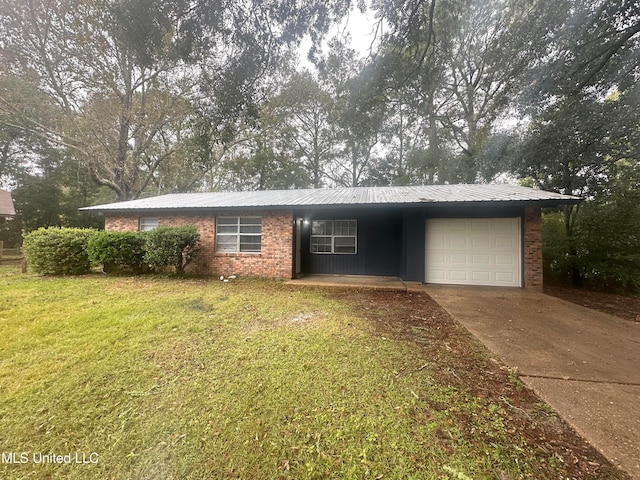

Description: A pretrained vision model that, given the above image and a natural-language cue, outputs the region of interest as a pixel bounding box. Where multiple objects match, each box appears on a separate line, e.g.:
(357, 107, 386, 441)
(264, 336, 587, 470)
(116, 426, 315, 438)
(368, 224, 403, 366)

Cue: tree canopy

(1, 0, 639, 289)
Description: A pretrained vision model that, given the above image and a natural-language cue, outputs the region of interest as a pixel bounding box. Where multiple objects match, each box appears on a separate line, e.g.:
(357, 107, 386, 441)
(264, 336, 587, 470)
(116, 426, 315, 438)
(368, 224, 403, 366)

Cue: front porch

(287, 274, 415, 291)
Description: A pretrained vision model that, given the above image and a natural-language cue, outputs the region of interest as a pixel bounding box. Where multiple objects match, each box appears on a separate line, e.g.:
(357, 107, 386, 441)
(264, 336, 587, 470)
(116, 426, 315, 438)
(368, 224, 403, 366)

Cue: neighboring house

(81, 184, 580, 289)
(0, 190, 16, 219)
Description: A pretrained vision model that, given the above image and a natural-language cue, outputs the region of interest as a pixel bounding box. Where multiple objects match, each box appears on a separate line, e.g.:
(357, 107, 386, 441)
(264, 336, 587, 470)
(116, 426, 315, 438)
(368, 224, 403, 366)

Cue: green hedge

(543, 199, 640, 292)
(22, 225, 202, 276)
(87, 231, 147, 273)
(143, 225, 201, 275)
(23, 227, 95, 275)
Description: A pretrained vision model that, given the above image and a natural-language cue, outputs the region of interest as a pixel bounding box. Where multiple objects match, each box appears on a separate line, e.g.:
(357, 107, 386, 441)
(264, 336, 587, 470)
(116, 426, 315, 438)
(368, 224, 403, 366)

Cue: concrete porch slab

(287, 274, 407, 291)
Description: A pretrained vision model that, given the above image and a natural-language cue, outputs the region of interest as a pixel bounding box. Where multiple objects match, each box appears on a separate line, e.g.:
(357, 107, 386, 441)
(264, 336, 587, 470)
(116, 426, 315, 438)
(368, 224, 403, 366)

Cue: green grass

(0, 272, 600, 479)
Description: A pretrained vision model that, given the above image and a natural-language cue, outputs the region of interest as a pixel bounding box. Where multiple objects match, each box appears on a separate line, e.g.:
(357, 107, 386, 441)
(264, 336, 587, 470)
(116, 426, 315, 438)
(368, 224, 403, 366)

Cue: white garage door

(425, 218, 522, 287)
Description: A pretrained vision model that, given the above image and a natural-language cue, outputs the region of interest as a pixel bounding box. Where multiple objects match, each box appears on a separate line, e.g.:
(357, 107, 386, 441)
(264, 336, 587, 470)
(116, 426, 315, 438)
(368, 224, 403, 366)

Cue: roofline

(81, 197, 582, 214)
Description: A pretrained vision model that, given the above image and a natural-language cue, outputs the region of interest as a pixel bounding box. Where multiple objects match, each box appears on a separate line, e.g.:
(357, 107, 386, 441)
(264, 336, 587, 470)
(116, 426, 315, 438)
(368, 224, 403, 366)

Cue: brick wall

(104, 210, 293, 279)
(105, 215, 139, 231)
(523, 206, 543, 290)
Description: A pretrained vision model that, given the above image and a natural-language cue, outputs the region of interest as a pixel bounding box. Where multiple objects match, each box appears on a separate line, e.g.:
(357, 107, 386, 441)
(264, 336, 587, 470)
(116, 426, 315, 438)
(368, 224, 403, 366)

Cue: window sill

(311, 252, 357, 255)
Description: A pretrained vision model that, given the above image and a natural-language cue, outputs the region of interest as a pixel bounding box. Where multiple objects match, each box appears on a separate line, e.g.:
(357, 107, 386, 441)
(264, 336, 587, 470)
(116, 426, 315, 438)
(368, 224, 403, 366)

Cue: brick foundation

(523, 206, 543, 290)
(104, 210, 293, 279)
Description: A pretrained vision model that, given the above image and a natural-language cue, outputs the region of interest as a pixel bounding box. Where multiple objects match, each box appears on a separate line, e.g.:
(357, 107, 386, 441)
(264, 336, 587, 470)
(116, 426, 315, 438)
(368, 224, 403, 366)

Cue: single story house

(82, 184, 580, 289)
(0, 189, 16, 218)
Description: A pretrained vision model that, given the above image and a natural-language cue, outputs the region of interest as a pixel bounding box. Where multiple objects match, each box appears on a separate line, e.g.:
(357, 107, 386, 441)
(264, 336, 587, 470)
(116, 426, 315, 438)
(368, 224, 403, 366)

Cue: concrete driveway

(424, 285, 640, 479)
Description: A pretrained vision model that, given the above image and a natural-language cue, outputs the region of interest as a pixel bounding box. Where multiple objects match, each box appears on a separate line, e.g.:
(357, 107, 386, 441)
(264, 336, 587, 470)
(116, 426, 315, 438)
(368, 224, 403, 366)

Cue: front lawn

(0, 271, 626, 479)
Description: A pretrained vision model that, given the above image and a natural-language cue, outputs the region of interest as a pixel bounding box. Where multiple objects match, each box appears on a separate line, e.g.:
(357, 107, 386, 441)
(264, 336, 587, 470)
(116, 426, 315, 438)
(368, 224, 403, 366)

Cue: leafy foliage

(87, 231, 147, 273)
(524, 0, 640, 99)
(515, 89, 640, 197)
(22, 227, 95, 275)
(0, 0, 352, 200)
(143, 225, 200, 275)
(576, 198, 640, 292)
(544, 191, 640, 292)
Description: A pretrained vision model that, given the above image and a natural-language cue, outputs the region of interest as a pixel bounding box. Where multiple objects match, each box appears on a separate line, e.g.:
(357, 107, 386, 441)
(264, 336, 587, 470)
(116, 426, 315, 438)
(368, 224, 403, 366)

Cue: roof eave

(81, 197, 582, 214)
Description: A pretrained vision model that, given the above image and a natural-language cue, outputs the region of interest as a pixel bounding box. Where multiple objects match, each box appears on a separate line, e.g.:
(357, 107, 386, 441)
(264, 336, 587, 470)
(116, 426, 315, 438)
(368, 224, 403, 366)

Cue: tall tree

(0, 0, 202, 200)
(0, 74, 60, 186)
(0, 0, 352, 200)
(275, 71, 336, 188)
(525, 0, 640, 100)
(516, 91, 639, 197)
(367, 0, 570, 184)
(319, 40, 386, 186)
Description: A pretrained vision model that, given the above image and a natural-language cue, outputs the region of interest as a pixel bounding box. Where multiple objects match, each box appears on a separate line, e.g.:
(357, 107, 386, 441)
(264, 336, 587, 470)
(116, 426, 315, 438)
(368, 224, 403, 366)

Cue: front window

(311, 220, 357, 254)
(216, 216, 262, 253)
(139, 217, 159, 231)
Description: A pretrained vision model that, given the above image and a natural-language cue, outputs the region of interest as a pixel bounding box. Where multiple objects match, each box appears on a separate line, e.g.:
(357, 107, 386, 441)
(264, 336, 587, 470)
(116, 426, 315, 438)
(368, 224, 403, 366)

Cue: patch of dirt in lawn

(544, 286, 640, 323)
(328, 288, 631, 480)
(242, 311, 327, 334)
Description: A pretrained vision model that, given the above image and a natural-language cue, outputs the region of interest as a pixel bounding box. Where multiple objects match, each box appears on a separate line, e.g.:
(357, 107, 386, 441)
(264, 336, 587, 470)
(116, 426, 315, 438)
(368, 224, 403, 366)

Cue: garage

(425, 217, 522, 287)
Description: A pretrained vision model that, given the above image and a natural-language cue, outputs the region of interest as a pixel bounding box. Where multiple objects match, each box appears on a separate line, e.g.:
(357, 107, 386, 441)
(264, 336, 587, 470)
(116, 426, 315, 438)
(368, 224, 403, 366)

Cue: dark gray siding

(299, 209, 402, 276)
(401, 210, 425, 281)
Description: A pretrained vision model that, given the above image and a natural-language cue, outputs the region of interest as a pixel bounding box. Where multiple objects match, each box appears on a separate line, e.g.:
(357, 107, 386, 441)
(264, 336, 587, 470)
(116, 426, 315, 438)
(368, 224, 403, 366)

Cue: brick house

(82, 184, 580, 289)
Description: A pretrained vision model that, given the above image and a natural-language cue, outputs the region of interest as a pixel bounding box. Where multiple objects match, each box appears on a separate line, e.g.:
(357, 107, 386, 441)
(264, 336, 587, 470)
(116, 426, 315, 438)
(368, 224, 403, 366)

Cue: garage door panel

(429, 235, 446, 248)
(472, 271, 491, 282)
(495, 272, 517, 284)
(426, 252, 446, 265)
(493, 221, 515, 232)
(450, 270, 469, 281)
(470, 219, 491, 230)
(448, 237, 467, 248)
(449, 253, 468, 264)
(472, 254, 491, 265)
(472, 236, 491, 249)
(428, 269, 447, 281)
(447, 219, 467, 231)
(426, 218, 521, 287)
(495, 236, 517, 248)
(495, 254, 516, 266)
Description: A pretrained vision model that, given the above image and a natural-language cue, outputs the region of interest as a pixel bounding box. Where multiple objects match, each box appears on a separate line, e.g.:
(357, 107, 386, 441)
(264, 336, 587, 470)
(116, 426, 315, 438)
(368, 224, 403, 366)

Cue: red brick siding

(104, 211, 293, 279)
(105, 215, 139, 231)
(523, 206, 543, 290)
(208, 211, 292, 279)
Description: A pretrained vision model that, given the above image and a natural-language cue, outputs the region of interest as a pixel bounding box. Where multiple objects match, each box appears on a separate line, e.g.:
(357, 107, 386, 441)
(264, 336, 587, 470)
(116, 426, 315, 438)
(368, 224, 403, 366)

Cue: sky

(298, 5, 380, 70)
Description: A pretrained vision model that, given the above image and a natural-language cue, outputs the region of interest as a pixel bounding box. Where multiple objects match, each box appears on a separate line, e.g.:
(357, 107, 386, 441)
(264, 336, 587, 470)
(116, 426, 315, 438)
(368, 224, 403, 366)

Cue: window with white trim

(216, 216, 262, 253)
(311, 220, 357, 254)
(139, 217, 159, 231)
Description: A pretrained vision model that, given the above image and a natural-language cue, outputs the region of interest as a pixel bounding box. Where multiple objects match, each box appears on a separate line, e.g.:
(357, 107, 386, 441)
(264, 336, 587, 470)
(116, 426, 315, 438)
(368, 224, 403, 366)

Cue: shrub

(143, 225, 200, 275)
(87, 231, 147, 273)
(543, 195, 640, 293)
(573, 198, 640, 292)
(542, 211, 575, 285)
(23, 227, 95, 275)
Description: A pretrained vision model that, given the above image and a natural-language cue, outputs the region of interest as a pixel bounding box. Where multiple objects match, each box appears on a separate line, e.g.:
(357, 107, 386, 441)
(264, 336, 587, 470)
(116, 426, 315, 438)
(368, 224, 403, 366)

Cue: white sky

(298, 6, 379, 70)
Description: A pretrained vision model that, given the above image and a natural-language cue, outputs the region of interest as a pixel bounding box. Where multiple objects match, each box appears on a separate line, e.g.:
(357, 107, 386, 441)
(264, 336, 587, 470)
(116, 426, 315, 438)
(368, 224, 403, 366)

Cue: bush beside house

(23, 227, 95, 275)
(87, 231, 147, 273)
(23, 226, 201, 276)
(143, 226, 200, 276)
(543, 199, 640, 293)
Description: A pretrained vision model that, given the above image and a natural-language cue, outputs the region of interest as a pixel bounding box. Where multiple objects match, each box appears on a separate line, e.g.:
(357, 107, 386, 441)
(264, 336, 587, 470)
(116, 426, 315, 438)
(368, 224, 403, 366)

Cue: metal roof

(0, 190, 15, 217)
(81, 184, 581, 212)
